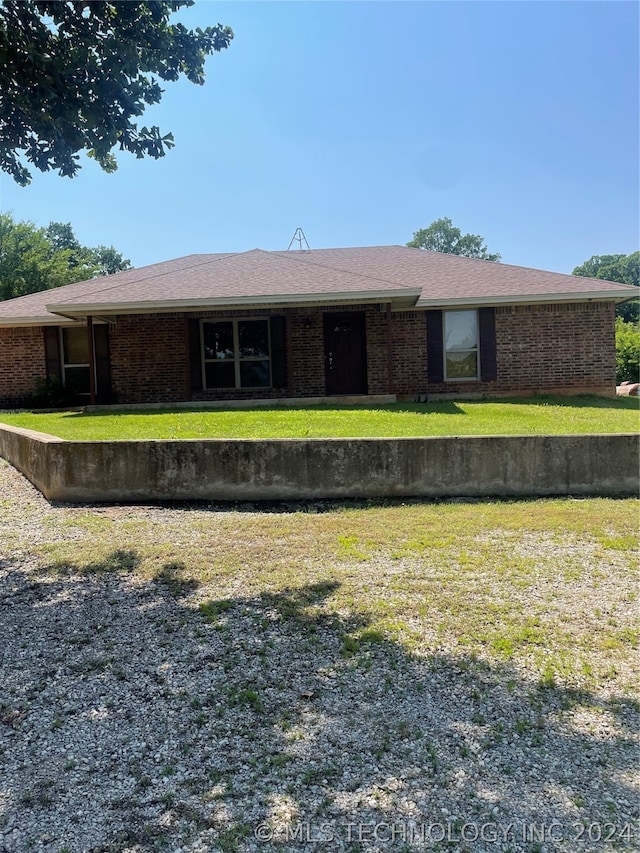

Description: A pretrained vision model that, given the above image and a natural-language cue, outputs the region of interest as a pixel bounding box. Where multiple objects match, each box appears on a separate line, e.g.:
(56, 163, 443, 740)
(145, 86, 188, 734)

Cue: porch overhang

(45, 288, 423, 320)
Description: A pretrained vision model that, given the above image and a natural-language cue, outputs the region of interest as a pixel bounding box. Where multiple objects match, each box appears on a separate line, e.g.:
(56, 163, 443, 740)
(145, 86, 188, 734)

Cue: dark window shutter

(188, 320, 203, 391)
(93, 324, 112, 402)
(479, 307, 497, 381)
(43, 327, 61, 382)
(270, 315, 287, 388)
(426, 310, 444, 383)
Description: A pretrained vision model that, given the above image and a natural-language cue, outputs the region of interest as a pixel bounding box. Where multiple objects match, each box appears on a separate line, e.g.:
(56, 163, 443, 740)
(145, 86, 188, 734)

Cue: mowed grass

(0, 395, 638, 440)
(8, 485, 637, 695)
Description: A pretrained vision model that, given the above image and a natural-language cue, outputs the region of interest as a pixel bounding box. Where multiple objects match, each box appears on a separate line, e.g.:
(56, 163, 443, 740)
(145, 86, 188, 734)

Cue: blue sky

(0, 0, 638, 273)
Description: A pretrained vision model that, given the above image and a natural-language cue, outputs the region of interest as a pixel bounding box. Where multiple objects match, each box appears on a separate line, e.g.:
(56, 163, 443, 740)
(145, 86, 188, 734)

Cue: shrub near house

(615, 317, 640, 385)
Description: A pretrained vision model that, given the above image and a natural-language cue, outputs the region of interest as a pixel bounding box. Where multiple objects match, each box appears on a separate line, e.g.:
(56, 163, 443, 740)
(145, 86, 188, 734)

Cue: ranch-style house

(0, 245, 636, 407)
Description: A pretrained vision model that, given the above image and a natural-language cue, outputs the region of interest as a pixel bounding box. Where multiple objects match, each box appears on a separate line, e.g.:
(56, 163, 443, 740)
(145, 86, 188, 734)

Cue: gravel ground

(0, 460, 638, 853)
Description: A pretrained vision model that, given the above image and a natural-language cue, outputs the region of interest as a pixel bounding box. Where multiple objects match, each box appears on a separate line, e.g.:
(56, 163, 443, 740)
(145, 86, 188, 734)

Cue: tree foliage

(44, 221, 131, 277)
(407, 217, 501, 261)
(0, 213, 131, 301)
(0, 1, 233, 185)
(572, 251, 639, 323)
(572, 253, 639, 286)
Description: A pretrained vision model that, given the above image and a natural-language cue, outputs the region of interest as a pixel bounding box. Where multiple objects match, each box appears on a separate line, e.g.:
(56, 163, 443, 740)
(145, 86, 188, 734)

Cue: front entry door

(323, 311, 368, 395)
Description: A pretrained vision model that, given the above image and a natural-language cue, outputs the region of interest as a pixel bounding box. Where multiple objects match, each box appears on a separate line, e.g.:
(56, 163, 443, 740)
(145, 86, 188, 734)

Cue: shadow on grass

(49, 493, 634, 518)
(31, 394, 640, 423)
(468, 394, 640, 411)
(39, 547, 141, 576)
(1, 552, 638, 851)
(29, 402, 468, 422)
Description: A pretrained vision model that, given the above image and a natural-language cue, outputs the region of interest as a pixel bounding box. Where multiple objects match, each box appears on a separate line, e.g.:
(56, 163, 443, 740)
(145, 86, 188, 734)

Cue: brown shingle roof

(0, 254, 226, 325)
(0, 246, 636, 325)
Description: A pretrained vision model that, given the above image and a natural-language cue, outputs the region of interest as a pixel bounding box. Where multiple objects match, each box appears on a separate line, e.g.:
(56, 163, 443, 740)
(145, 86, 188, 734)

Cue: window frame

(200, 318, 272, 390)
(443, 309, 480, 382)
(59, 326, 92, 395)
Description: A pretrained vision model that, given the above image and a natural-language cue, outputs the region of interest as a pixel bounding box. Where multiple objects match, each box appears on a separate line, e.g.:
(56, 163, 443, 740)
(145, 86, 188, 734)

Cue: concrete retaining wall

(0, 424, 637, 502)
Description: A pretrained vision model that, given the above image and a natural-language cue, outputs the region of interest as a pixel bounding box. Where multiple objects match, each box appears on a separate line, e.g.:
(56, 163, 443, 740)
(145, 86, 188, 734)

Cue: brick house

(0, 245, 636, 407)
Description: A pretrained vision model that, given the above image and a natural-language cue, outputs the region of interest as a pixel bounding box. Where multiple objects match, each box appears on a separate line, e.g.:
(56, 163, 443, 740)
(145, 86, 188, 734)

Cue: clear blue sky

(0, 0, 638, 274)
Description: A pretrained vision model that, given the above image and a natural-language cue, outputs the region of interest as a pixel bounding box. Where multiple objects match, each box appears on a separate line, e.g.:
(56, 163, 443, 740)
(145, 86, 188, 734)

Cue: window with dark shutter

(202, 319, 270, 388)
(61, 327, 90, 395)
(444, 310, 479, 380)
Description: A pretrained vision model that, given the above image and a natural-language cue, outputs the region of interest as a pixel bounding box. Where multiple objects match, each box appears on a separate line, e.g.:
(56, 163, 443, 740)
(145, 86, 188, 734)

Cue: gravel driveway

(0, 460, 638, 852)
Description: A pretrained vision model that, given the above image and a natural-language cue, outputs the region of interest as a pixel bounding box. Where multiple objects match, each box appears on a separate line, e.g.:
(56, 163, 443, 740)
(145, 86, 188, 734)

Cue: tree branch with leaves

(0, 1, 233, 185)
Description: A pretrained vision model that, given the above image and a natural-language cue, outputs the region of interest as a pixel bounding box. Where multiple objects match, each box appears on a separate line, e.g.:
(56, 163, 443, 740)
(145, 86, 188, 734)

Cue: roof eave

(45, 288, 424, 318)
(3, 287, 634, 326)
(0, 316, 84, 328)
(415, 289, 638, 308)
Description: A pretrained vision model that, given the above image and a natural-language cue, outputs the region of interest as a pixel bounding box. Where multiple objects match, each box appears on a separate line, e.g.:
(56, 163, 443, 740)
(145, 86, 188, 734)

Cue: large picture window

(444, 310, 479, 380)
(61, 327, 90, 394)
(202, 319, 271, 388)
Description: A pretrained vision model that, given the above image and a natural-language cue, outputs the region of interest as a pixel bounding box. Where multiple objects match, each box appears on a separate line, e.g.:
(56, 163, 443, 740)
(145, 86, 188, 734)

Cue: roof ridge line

(262, 247, 415, 290)
(46, 252, 242, 305)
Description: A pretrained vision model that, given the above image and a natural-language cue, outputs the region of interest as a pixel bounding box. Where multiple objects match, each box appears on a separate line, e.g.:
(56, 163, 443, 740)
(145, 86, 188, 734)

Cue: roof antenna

(287, 227, 310, 251)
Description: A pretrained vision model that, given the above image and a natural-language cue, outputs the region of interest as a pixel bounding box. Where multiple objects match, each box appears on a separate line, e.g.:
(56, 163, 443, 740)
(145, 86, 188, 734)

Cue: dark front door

(323, 311, 368, 395)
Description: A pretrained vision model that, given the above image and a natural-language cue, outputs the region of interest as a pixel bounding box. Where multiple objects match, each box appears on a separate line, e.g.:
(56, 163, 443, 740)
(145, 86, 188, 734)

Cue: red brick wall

(425, 302, 615, 397)
(495, 302, 615, 394)
(1, 301, 615, 407)
(365, 308, 390, 394)
(0, 326, 46, 404)
(288, 310, 325, 397)
(109, 314, 190, 404)
(390, 311, 429, 395)
(108, 308, 331, 404)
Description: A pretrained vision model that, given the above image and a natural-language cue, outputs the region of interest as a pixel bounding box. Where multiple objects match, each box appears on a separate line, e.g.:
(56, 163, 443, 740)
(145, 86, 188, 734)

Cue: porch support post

(386, 303, 394, 394)
(286, 311, 295, 395)
(87, 315, 96, 405)
(184, 315, 192, 397)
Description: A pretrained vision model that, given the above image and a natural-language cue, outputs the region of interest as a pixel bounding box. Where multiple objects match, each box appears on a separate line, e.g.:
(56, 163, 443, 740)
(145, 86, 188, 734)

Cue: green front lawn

(0, 396, 638, 440)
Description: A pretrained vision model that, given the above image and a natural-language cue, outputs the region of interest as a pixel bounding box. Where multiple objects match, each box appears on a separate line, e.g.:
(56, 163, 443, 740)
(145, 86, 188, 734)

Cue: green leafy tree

(45, 221, 97, 276)
(572, 253, 639, 286)
(0, 214, 74, 300)
(407, 217, 501, 261)
(0, 1, 233, 186)
(572, 252, 639, 323)
(91, 245, 132, 277)
(0, 214, 130, 301)
(615, 317, 640, 384)
(45, 221, 131, 277)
